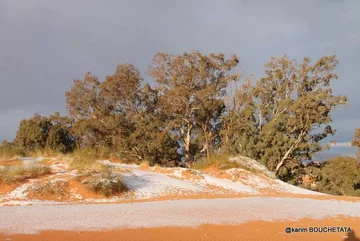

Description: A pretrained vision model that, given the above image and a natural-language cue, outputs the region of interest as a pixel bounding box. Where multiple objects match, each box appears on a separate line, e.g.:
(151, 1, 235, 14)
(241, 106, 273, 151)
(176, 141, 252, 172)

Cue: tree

(66, 64, 143, 148)
(65, 72, 105, 147)
(46, 112, 78, 153)
(221, 55, 347, 177)
(318, 156, 360, 196)
(116, 84, 180, 164)
(220, 75, 258, 157)
(352, 128, 360, 160)
(15, 113, 51, 152)
(14, 113, 77, 153)
(66, 64, 179, 164)
(148, 50, 239, 163)
(250, 55, 347, 176)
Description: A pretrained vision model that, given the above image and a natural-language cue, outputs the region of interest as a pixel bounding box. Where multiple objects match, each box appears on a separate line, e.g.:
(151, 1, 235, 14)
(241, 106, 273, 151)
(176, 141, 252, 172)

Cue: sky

(0, 0, 359, 155)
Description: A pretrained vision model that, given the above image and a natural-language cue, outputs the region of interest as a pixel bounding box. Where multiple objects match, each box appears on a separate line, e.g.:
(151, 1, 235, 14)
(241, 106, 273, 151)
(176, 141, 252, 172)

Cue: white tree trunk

(275, 132, 305, 173)
(184, 123, 192, 162)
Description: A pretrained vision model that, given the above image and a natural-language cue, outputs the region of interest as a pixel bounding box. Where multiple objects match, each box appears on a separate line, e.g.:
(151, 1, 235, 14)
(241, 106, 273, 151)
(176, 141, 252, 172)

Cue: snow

(199, 173, 258, 194)
(1, 197, 360, 234)
(123, 169, 204, 199)
(171, 168, 187, 179)
(3, 183, 32, 200)
(273, 179, 325, 195)
(100, 160, 139, 169)
(0, 157, 329, 206)
(225, 168, 325, 195)
(230, 156, 276, 178)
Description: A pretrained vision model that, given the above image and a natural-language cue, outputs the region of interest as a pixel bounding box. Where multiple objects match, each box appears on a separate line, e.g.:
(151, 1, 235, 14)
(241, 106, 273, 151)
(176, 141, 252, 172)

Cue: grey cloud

(0, 0, 359, 142)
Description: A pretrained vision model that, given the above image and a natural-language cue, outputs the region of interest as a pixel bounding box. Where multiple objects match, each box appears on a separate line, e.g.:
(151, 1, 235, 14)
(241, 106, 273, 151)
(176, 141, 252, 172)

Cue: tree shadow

(344, 231, 360, 241)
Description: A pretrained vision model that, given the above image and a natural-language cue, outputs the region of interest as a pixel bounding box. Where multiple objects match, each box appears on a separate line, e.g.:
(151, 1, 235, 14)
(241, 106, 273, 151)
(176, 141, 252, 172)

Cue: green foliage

(254, 55, 346, 174)
(2, 51, 349, 189)
(222, 55, 347, 178)
(352, 128, 360, 160)
(65, 65, 143, 148)
(316, 156, 360, 196)
(0, 164, 51, 184)
(148, 51, 239, 163)
(15, 112, 77, 155)
(121, 115, 179, 165)
(114, 84, 180, 165)
(220, 77, 258, 158)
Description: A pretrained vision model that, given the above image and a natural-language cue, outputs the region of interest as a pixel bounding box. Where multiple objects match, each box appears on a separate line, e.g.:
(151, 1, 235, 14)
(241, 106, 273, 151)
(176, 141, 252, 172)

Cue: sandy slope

(1, 157, 360, 240)
(0, 159, 323, 206)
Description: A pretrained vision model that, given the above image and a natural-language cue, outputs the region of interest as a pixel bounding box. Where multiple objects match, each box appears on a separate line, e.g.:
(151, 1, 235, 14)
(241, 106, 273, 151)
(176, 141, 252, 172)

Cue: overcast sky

(1, 0, 359, 154)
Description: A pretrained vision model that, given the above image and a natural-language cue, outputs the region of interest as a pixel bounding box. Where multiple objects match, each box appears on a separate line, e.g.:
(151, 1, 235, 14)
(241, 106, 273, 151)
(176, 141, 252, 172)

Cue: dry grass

(39, 158, 53, 165)
(0, 164, 51, 184)
(69, 148, 99, 170)
(28, 179, 70, 200)
(140, 161, 150, 170)
(0, 142, 25, 159)
(193, 155, 242, 170)
(69, 147, 112, 171)
(193, 155, 269, 176)
(28, 147, 56, 157)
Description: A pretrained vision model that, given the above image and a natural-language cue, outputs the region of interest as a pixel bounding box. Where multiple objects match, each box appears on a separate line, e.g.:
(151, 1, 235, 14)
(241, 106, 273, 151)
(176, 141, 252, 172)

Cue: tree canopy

(1, 51, 352, 186)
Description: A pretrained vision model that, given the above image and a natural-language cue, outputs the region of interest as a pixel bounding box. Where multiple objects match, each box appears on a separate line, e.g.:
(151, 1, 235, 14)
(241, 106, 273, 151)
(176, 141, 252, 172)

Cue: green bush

(315, 156, 360, 196)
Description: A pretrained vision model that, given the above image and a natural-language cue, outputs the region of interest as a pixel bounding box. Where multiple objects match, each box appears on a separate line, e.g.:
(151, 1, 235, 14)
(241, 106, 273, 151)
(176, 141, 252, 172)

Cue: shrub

(80, 168, 127, 197)
(0, 163, 51, 184)
(315, 156, 360, 196)
(0, 141, 26, 159)
(28, 179, 69, 200)
(70, 147, 99, 169)
(69, 147, 112, 170)
(193, 155, 244, 170)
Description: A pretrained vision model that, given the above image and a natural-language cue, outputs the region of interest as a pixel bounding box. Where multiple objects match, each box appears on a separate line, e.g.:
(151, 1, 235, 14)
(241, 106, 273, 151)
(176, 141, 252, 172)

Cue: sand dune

(1, 157, 360, 240)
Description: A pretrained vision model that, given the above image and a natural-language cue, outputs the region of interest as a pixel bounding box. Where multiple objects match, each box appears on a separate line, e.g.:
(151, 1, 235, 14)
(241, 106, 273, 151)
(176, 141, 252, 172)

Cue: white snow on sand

(123, 169, 204, 198)
(1, 197, 360, 234)
(199, 173, 258, 194)
(0, 182, 32, 202)
(0, 155, 330, 207)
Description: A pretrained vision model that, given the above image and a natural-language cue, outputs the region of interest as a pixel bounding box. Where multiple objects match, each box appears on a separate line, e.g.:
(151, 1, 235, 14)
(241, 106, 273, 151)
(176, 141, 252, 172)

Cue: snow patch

(123, 169, 204, 199)
(199, 173, 258, 194)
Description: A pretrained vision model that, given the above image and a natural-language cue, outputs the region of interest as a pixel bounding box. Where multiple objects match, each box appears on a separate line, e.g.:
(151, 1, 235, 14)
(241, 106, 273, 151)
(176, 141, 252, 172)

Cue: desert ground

(1, 157, 360, 241)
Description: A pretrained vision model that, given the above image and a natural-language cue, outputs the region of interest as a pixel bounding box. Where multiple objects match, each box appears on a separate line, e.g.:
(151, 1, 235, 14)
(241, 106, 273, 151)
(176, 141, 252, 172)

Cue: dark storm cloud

(1, 0, 359, 142)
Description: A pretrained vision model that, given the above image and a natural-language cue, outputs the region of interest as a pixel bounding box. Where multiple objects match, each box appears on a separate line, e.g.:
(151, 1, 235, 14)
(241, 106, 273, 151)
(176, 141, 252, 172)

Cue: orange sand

(0, 183, 19, 195)
(2, 217, 360, 241)
(0, 159, 23, 166)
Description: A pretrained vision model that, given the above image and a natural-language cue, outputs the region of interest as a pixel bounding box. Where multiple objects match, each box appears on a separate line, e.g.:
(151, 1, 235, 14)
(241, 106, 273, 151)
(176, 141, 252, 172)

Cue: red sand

(2, 217, 360, 241)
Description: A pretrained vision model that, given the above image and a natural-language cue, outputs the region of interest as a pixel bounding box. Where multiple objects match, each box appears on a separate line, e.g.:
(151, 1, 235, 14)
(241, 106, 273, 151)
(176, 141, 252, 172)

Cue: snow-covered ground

(1, 157, 360, 235)
(1, 197, 360, 234)
(0, 158, 326, 206)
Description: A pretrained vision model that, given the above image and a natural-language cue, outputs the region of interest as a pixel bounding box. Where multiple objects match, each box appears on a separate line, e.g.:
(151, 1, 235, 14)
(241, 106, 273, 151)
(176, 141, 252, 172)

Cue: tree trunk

(275, 148, 292, 174)
(184, 123, 192, 163)
(275, 132, 305, 174)
(205, 132, 210, 162)
(201, 125, 211, 162)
